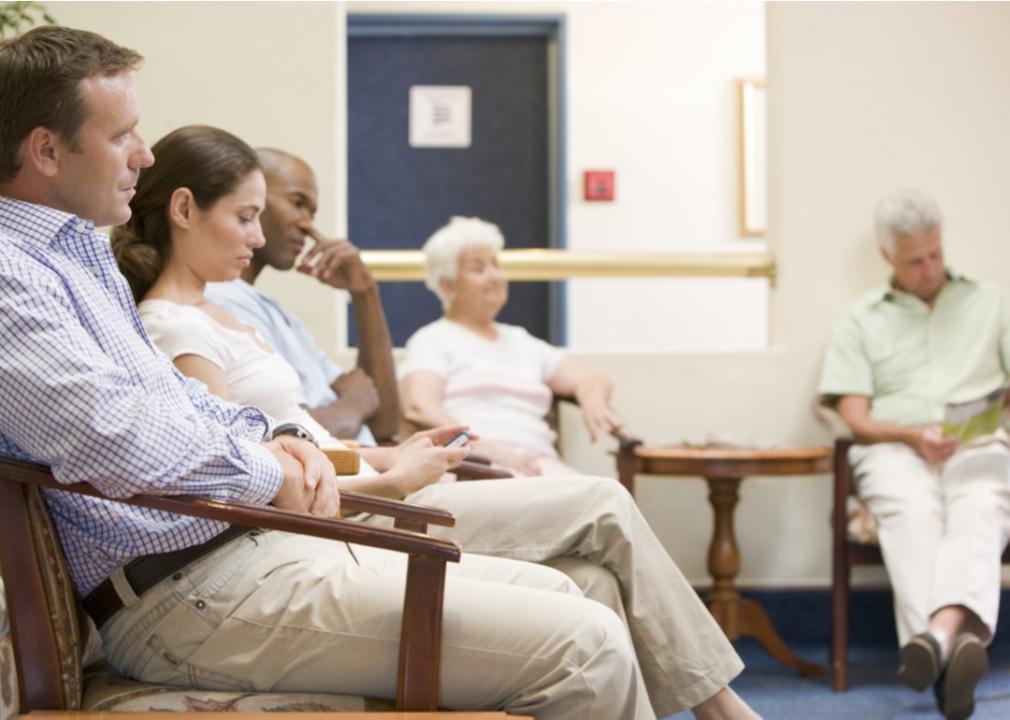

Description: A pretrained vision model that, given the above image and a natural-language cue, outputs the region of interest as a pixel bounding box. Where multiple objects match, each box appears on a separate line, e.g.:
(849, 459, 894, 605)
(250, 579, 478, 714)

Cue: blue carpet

(663, 590, 1010, 719)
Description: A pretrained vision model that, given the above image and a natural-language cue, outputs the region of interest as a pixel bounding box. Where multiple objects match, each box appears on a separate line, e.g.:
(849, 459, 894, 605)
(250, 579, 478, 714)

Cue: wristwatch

(271, 422, 319, 447)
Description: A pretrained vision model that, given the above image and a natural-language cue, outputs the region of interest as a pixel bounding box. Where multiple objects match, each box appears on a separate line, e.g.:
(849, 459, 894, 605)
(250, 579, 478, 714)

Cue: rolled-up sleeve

(819, 311, 874, 405)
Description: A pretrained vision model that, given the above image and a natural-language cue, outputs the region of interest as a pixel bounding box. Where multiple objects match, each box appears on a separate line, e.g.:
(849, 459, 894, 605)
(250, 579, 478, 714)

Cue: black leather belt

(82, 525, 252, 629)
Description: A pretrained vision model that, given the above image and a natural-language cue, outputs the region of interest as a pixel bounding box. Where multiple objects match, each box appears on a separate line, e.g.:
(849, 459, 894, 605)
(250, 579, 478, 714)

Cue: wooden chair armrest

(339, 489, 456, 531)
(0, 458, 460, 563)
(454, 459, 514, 481)
(613, 430, 643, 451)
(323, 446, 360, 475)
(462, 452, 493, 466)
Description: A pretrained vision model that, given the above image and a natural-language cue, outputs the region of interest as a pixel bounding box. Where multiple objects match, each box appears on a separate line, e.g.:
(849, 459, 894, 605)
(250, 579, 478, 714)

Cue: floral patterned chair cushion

(0, 580, 17, 720)
(846, 495, 880, 545)
(83, 666, 393, 713)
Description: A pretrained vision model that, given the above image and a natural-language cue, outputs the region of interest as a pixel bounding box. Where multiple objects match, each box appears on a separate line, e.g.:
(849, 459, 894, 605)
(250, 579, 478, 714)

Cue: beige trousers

(100, 530, 655, 720)
(851, 436, 1010, 646)
(389, 475, 744, 717)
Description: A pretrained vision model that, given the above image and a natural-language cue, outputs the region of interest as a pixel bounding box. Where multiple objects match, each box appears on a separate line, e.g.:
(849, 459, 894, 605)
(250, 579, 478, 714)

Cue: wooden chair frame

(0, 456, 461, 713)
(830, 437, 1010, 691)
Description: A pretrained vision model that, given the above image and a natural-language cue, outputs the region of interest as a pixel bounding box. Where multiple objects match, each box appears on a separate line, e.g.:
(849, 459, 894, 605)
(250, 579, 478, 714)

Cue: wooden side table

(616, 444, 832, 676)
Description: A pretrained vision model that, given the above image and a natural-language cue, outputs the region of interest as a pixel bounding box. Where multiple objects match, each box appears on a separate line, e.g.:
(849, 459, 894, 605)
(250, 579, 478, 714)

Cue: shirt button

(74, 220, 88, 232)
(172, 572, 182, 581)
(194, 599, 206, 610)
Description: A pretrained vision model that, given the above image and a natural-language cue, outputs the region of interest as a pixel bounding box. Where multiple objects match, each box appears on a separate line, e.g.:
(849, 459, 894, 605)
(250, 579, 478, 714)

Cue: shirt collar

(0, 196, 95, 246)
(871, 268, 973, 306)
(236, 277, 283, 308)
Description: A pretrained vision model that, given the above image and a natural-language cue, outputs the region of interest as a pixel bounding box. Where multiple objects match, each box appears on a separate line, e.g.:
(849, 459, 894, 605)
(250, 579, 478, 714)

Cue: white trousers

(101, 530, 655, 720)
(392, 475, 743, 716)
(851, 436, 1010, 646)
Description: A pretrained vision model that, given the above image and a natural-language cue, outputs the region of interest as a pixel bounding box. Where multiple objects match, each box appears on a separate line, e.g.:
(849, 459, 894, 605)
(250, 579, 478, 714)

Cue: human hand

(473, 440, 542, 477)
(579, 400, 623, 443)
(404, 424, 477, 448)
(297, 226, 375, 295)
(266, 436, 340, 516)
(388, 434, 470, 496)
(910, 426, 959, 465)
(333, 368, 380, 420)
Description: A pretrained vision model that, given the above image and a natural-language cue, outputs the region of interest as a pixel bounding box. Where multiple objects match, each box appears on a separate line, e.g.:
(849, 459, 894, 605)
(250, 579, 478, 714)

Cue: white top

(138, 299, 346, 454)
(400, 318, 563, 457)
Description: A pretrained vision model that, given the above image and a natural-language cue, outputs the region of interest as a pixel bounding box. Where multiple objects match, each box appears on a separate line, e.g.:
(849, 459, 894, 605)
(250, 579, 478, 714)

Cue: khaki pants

(851, 436, 1010, 646)
(391, 475, 744, 717)
(101, 530, 655, 720)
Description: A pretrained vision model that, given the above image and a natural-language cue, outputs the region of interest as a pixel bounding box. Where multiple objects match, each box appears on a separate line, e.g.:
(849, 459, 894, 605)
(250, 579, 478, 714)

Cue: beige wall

(49, 1, 346, 353)
(46, 1, 1010, 586)
(348, 1, 770, 352)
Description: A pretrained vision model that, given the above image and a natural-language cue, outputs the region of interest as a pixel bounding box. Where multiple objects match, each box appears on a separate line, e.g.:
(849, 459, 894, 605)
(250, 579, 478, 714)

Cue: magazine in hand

(942, 386, 1008, 443)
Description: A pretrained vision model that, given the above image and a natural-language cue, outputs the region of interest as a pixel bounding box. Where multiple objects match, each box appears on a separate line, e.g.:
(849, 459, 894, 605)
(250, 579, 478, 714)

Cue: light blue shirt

(0, 198, 282, 594)
(206, 280, 376, 445)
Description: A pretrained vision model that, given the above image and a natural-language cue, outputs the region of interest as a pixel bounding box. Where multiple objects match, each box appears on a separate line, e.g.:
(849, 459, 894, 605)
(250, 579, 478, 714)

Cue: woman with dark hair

(112, 125, 470, 496)
(111, 126, 759, 720)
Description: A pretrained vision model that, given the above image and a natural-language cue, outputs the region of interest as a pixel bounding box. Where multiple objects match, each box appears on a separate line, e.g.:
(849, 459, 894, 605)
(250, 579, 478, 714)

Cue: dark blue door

(347, 20, 560, 346)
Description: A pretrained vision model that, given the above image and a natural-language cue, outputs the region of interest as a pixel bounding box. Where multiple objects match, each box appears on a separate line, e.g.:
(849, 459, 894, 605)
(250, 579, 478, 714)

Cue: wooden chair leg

(830, 437, 853, 692)
(396, 555, 447, 710)
(830, 555, 851, 692)
(615, 439, 641, 495)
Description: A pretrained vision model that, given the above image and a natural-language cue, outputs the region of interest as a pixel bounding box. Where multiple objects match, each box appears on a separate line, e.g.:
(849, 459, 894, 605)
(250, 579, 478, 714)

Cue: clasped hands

(267, 426, 477, 514)
(911, 426, 959, 465)
(266, 435, 340, 516)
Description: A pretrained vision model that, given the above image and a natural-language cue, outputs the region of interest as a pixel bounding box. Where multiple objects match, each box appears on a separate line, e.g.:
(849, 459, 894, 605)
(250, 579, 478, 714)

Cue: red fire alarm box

(583, 170, 615, 202)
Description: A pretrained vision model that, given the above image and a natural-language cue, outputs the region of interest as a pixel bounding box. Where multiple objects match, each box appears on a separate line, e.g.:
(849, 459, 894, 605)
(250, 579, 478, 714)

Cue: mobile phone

(443, 431, 471, 449)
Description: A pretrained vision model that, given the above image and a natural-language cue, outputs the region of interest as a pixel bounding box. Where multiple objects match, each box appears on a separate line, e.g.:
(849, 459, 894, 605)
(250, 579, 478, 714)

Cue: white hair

(874, 189, 943, 256)
(423, 216, 505, 309)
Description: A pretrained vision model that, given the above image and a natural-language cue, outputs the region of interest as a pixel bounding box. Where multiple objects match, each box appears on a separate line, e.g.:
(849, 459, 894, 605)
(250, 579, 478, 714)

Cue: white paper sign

(409, 85, 472, 148)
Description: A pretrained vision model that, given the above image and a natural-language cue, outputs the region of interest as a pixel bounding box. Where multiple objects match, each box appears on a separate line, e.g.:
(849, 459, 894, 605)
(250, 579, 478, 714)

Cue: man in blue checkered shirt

(0, 25, 340, 596)
(0, 25, 728, 720)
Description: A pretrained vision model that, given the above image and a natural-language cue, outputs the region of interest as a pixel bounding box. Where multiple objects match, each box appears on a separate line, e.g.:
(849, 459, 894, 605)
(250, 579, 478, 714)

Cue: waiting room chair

(829, 437, 1010, 691)
(0, 455, 470, 715)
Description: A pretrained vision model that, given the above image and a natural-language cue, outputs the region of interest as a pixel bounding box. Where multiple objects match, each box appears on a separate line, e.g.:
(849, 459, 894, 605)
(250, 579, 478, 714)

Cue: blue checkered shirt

(0, 197, 283, 595)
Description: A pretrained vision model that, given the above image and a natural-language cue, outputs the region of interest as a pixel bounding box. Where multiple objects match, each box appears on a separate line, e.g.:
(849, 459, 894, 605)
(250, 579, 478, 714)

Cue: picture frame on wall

(738, 77, 767, 237)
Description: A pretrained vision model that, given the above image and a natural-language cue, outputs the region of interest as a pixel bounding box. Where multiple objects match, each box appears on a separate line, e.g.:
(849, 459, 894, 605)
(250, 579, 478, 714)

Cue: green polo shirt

(819, 271, 1010, 427)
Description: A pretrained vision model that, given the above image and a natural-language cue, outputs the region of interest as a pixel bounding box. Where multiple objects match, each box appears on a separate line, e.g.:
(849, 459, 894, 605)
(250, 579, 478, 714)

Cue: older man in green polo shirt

(820, 189, 1010, 720)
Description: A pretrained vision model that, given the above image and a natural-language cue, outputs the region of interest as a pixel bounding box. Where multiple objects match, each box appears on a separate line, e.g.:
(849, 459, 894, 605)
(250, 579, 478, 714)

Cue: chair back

(0, 471, 84, 712)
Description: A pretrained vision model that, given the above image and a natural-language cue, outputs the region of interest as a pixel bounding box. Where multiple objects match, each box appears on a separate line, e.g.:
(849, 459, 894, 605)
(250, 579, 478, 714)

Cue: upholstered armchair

(0, 455, 478, 717)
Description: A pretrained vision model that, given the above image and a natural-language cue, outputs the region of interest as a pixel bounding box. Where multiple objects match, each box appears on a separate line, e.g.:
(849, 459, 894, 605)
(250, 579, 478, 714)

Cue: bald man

(206, 149, 398, 444)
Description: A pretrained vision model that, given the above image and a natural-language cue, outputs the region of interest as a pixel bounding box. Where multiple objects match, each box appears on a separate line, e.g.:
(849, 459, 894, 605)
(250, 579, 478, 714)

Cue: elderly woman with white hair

(399, 216, 622, 476)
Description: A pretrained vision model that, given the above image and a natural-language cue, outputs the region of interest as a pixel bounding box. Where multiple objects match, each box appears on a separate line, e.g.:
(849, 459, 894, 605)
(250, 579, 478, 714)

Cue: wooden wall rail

(361, 249, 776, 283)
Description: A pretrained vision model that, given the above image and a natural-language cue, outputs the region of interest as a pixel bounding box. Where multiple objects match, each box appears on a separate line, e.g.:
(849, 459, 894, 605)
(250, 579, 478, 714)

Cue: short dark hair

(0, 25, 143, 182)
(112, 125, 261, 302)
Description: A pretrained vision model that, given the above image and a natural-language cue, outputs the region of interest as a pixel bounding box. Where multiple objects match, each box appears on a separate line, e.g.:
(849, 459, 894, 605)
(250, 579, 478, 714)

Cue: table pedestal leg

(704, 476, 825, 677)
